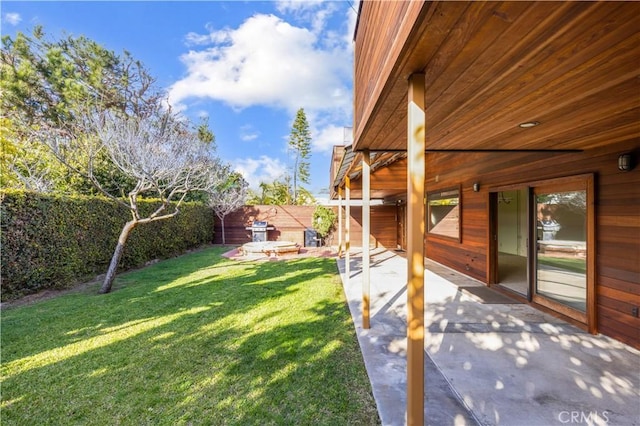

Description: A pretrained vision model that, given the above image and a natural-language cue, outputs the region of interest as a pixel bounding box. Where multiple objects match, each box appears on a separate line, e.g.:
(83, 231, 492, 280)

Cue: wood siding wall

(354, 1, 425, 148)
(345, 205, 398, 249)
(424, 140, 639, 348)
(213, 205, 398, 249)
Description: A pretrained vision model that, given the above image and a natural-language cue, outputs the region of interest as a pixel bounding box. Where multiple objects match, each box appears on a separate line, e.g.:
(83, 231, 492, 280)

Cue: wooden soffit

(331, 146, 407, 201)
(353, 1, 640, 152)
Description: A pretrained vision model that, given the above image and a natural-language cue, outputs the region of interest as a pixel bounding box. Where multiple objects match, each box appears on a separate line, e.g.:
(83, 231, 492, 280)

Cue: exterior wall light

(618, 153, 634, 171)
(473, 182, 480, 192)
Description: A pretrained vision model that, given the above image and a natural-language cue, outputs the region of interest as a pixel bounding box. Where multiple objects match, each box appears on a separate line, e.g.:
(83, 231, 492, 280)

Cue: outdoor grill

(245, 221, 274, 242)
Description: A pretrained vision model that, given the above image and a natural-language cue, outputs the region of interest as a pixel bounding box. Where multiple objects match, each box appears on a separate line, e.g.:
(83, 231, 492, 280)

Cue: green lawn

(1, 246, 380, 425)
(538, 255, 587, 274)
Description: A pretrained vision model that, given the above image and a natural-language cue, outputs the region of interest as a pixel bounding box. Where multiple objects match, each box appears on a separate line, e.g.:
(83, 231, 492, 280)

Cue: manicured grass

(1, 246, 380, 425)
(538, 255, 586, 274)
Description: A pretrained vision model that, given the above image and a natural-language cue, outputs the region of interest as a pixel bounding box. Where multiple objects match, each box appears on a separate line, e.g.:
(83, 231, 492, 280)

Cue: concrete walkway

(336, 248, 640, 426)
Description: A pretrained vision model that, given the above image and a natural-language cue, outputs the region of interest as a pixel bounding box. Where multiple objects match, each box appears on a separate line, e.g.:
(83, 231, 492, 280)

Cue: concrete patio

(336, 248, 640, 426)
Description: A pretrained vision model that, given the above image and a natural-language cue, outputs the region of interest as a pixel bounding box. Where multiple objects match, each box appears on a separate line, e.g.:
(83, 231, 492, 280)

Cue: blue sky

(1, 1, 358, 198)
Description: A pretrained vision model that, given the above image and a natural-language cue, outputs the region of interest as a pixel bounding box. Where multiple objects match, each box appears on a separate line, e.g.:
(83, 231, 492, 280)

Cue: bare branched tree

(40, 110, 219, 293)
(3, 28, 222, 294)
(5, 152, 55, 192)
(207, 166, 248, 245)
(2, 115, 56, 192)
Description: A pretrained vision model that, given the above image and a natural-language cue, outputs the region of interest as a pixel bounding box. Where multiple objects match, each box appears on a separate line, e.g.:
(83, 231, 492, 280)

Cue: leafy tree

(196, 116, 216, 146)
(246, 179, 290, 205)
(246, 177, 316, 206)
(245, 188, 263, 205)
(183, 117, 218, 203)
(245, 189, 260, 205)
(2, 26, 161, 126)
(1, 27, 159, 195)
(288, 108, 311, 205)
(294, 187, 316, 206)
(207, 167, 248, 245)
(0, 117, 52, 191)
(312, 205, 337, 244)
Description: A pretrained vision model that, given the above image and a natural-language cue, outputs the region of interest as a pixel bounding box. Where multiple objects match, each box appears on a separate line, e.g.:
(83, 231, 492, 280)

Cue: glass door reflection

(535, 190, 587, 313)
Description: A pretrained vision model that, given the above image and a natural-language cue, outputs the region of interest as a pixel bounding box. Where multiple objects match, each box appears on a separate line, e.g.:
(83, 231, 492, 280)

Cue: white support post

(362, 149, 371, 329)
(338, 187, 343, 257)
(345, 176, 351, 282)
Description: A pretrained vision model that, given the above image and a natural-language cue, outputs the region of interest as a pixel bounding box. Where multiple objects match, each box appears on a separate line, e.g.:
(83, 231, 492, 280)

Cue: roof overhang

(331, 146, 408, 201)
(354, 1, 640, 153)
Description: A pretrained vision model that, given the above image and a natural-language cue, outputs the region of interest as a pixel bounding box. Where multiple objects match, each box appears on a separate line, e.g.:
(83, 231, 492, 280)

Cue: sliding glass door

(532, 175, 594, 326)
(491, 174, 595, 330)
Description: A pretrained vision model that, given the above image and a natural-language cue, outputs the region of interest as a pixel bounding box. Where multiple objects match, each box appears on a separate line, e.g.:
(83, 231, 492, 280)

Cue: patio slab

(336, 248, 640, 426)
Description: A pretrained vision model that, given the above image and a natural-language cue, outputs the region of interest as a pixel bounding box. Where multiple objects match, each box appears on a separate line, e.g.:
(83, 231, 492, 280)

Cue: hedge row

(1, 190, 215, 301)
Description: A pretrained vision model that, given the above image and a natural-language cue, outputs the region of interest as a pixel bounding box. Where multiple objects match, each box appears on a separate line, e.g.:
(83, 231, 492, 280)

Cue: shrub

(1, 190, 214, 300)
(312, 205, 337, 239)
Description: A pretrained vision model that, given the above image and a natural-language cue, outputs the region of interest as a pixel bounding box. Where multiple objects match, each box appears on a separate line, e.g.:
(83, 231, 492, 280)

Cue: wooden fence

(213, 204, 398, 249)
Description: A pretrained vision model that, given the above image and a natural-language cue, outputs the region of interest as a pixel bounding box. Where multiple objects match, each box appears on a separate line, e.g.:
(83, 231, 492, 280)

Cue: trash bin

(304, 228, 319, 247)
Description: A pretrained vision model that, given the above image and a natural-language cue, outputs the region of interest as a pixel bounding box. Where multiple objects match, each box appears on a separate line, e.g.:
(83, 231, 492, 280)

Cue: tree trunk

(293, 168, 297, 205)
(100, 220, 138, 294)
(221, 216, 226, 245)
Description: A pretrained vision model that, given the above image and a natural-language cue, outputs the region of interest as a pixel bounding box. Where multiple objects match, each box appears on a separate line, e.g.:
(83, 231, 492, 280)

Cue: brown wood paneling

(421, 140, 640, 348)
(426, 239, 487, 282)
(597, 305, 640, 347)
(346, 156, 407, 201)
(599, 295, 637, 318)
(354, 1, 427, 150)
(354, 2, 640, 154)
(599, 275, 640, 296)
(430, 3, 639, 151)
(599, 265, 640, 292)
(344, 205, 397, 249)
(598, 286, 640, 306)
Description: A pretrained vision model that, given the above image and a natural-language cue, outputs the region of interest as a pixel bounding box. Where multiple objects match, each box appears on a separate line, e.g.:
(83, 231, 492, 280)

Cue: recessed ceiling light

(519, 121, 540, 128)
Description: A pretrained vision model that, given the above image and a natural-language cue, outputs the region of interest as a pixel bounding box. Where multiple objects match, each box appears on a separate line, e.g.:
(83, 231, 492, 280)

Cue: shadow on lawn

(2, 247, 314, 359)
(1, 246, 380, 424)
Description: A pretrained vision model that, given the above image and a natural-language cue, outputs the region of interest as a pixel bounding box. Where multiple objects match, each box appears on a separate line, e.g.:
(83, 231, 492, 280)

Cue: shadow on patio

(337, 248, 640, 426)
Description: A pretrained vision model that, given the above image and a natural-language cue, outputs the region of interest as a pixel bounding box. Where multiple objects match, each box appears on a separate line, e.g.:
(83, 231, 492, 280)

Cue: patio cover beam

(362, 150, 371, 329)
(345, 176, 351, 282)
(406, 73, 425, 426)
(337, 186, 343, 257)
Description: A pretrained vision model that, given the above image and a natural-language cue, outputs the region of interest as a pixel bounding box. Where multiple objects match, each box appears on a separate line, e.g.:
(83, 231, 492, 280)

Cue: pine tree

(288, 108, 311, 205)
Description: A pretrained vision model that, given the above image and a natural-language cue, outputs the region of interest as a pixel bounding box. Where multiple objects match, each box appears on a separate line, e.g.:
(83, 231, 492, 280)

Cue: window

(427, 187, 460, 240)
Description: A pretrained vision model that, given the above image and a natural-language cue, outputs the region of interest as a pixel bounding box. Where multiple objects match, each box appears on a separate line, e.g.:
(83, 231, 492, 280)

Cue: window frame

(426, 185, 461, 242)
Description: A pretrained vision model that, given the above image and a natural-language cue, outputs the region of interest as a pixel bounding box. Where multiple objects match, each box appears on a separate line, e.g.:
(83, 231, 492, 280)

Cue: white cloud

(233, 155, 288, 189)
(275, 1, 338, 35)
(275, 0, 326, 14)
(168, 13, 352, 117)
(312, 124, 352, 153)
(292, 107, 351, 153)
(3, 12, 22, 25)
(184, 32, 211, 46)
(239, 125, 259, 142)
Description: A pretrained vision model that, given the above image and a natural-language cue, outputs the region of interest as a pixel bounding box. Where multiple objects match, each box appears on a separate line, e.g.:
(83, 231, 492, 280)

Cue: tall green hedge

(1, 190, 214, 300)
